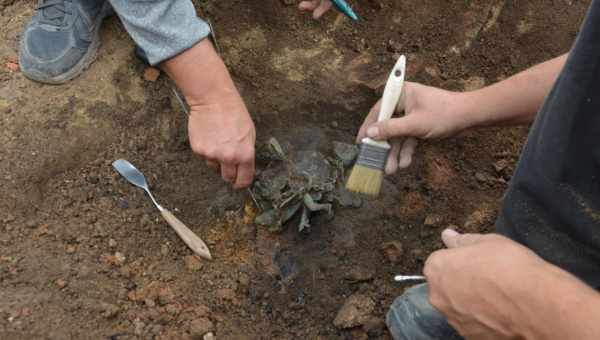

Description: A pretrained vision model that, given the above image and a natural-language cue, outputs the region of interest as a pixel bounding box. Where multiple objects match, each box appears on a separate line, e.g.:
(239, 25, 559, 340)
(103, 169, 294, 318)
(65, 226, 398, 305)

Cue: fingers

(399, 137, 418, 168)
(298, 0, 333, 19)
(357, 101, 382, 143)
(366, 113, 425, 141)
(442, 229, 490, 249)
(385, 139, 402, 175)
(313, 0, 333, 19)
(233, 157, 255, 189)
(221, 163, 237, 184)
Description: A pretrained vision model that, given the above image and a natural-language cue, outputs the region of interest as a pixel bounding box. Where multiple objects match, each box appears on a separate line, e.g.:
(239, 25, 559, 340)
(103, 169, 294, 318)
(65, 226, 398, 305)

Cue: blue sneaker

(386, 284, 464, 340)
(19, 0, 113, 84)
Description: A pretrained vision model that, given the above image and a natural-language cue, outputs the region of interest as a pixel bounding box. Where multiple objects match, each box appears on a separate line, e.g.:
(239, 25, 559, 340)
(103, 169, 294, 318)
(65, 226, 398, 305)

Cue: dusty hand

(161, 39, 256, 189)
(357, 82, 470, 174)
(188, 93, 256, 189)
(298, 0, 333, 19)
(424, 230, 551, 339)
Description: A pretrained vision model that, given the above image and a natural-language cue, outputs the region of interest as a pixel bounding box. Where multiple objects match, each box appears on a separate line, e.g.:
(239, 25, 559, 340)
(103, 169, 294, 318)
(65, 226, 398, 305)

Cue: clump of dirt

(0, 0, 590, 339)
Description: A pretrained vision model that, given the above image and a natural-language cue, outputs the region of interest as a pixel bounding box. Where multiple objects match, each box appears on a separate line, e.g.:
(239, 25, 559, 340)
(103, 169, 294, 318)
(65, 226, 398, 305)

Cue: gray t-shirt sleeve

(108, 0, 211, 65)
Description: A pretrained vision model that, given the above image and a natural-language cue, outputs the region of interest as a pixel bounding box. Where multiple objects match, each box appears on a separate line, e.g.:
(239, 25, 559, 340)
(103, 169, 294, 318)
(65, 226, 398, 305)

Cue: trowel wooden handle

(160, 209, 213, 260)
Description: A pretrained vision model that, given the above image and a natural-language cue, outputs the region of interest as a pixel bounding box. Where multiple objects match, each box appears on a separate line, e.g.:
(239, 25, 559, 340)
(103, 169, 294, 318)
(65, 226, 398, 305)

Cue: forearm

(519, 263, 600, 339)
(458, 53, 568, 128)
(161, 39, 238, 106)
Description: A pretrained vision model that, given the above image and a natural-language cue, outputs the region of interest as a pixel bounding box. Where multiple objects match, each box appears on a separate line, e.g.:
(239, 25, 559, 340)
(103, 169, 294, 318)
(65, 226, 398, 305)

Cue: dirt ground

(0, 0, 590, 339)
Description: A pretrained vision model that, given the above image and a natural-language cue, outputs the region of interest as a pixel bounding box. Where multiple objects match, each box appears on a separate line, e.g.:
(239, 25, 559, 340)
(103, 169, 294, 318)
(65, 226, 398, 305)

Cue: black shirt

(496, 0, 600, 288)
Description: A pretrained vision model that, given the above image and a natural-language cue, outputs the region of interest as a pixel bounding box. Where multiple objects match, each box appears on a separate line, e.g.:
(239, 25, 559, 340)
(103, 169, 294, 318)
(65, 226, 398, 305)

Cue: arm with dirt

(357, 53, 568, 173)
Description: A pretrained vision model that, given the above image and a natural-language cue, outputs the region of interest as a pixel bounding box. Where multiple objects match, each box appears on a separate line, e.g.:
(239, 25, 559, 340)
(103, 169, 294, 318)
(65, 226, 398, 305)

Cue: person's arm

(426, 230, 600, 340)
(161, 40, 255, 189)
(458, 53, 568, 127)
(357, 53, 568, 173)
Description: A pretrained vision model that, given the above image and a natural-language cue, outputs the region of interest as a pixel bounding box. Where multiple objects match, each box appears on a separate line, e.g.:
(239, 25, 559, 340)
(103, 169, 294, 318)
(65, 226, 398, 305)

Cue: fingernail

(442, 228, 459, 238)
(367, 127, 379, 138)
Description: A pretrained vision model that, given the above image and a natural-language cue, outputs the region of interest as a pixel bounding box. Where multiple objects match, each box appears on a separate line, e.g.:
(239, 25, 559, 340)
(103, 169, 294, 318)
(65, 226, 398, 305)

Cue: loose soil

(0, 0, 590, 339)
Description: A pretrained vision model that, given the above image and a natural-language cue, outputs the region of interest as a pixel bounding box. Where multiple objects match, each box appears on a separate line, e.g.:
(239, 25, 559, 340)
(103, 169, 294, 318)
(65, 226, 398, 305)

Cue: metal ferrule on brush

(356, 143, 390, 170)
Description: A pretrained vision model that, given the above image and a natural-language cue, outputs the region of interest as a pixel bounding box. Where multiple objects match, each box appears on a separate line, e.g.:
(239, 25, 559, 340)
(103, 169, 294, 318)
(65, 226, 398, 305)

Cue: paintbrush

(346, 55, 406, 196)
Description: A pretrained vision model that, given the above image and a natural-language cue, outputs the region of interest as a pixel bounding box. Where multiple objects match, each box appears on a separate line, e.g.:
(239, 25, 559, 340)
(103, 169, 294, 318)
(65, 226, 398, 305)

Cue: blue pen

(331, 0, 359, 21)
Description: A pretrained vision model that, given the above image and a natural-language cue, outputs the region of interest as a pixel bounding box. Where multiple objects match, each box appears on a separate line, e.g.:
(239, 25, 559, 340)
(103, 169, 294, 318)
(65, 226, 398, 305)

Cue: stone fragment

(143, 67, 160, 82)
(333, 294, 375, 329)
(185, 255, 203, 271)
(381, 241, 404, 264)
(189, 318, 214, 339)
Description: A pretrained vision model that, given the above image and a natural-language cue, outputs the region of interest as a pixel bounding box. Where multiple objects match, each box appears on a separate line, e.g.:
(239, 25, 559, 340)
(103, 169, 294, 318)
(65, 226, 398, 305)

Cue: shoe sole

(21, 2, 113, 85)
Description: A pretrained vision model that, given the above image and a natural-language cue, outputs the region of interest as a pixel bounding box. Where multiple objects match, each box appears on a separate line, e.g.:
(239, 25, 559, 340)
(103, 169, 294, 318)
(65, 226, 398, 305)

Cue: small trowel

(112, 159, 212, 260)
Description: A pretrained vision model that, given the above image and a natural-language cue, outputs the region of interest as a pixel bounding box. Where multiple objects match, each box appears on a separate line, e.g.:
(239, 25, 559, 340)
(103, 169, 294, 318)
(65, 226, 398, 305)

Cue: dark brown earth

(0, 0, 590, 339)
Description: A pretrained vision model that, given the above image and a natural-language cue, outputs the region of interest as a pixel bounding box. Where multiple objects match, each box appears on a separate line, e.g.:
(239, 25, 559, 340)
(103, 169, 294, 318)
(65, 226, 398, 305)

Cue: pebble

(331, 121, 339, 128)
(25, 219, 37, 229)
(117, 199, 129, 209)
(108, 239, 117, 248)
(66, 245, 76, 254)
(423, 214, 443, 227)
(333, 294, 375, 329)
(362, 317, 386, 337)
(185, 255, 203, 271)
(114, 252, 126, 264)
(143, 67, 161, 82)
(56, 279, 68, 289)
(133, 319, 145, 335)
(494, 159, 508, 173)
(101, 303, 120, 319)
(140, 214, 152, 227)
(189, 318, 214, 339)
(380, 241, 404, 264)
(343, 267, 374, 283)
(203, 332, 216, 340)
(160, 244, 169, 256)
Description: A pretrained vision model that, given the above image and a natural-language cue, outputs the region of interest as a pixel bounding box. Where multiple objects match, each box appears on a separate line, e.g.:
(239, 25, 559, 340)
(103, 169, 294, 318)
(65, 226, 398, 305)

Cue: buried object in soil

(251, 137, 360, 232)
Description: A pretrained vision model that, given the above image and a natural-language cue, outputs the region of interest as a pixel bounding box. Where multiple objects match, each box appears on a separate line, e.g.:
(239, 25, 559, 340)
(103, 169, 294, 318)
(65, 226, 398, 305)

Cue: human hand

(357, 82, 472, 174)
(161, 39, 256, 189)
(188, 93, 256, 189)
(424, 230, 553, 339)
(298, 0, 333, 19)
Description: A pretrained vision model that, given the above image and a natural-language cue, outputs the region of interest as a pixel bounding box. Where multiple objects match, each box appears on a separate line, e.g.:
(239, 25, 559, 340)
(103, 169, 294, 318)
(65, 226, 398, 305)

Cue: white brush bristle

(346, 164, 384, 197)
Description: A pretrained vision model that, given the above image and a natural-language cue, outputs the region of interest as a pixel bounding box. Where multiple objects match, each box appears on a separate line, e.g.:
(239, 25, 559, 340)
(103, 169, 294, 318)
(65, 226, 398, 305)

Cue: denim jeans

(105, 0, 211, 65)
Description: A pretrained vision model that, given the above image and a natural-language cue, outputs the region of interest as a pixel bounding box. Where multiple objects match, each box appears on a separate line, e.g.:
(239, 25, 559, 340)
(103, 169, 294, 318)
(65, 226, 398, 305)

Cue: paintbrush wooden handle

(160, 209, 213, 260)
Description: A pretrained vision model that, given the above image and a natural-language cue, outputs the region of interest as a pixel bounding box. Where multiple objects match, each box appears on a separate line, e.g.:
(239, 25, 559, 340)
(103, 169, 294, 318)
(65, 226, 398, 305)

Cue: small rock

(424, 214, 443, 227)
(66, 245, 76, 254)
(333, 294, 375, 329)
(56, 279, 68, 289)
(464, 207, 494, 232)
(333, 142, 360, 167)
(165, 304, 180, 316)
(203, 332, 216, 340)
(280, 0, 295, 6)
(216, 288, 236, 301)
(238, 273, 250, 287)
(143, 67, 161, 82)
(185, 255, 202, 271)
(145, 298, 156, 308)
(362, 317, 386, 337)
(114, 252, 126, 264)
(475, 172, 488, 183)
(3, 214, 15, 223)
(381, 241, 404, 264)
(331, 121, 339, 128)
(101, 303, 120, 318)
(494, 159, 508, 173)
(160, 244, 169, 256)
(108, 239, 117, 248)
(343, 267, 374, 283)
(189, 318, 214, 339)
